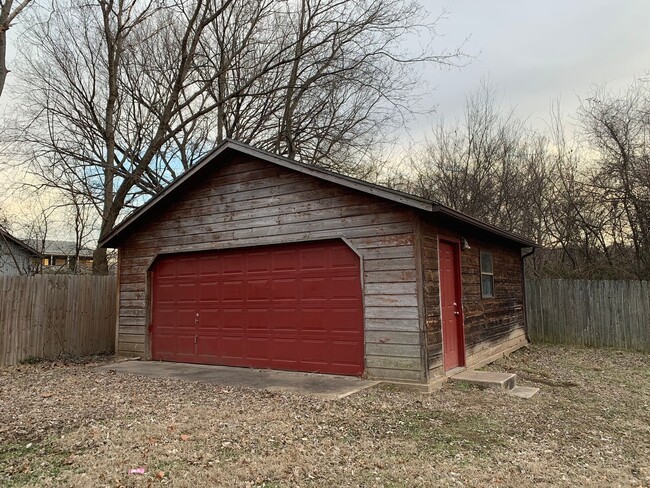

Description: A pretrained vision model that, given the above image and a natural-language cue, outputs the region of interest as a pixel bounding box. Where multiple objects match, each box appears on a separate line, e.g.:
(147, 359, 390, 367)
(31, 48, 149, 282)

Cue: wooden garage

(100, 139, 536, 386)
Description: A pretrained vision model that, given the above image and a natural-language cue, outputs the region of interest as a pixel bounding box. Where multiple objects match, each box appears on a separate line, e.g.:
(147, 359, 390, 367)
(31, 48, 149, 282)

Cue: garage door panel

(247, 252, 271, 273)
(198, 255, 221, 275)
(199, 282, 219, 301)
(155, 283, 178, 302)
(301, 249, 328, 271)
(196, 336, 219, 357)
(218, 336, 246, 359)
(176, 257, 199, 277)
(155, 308, 177, 326)
(330, 246, 358, 268)
(222, 281, 244, 302)
(273, 250, 298, 272)
(247, 334, 272, 361)
(247, 279, 271, 301)
(151, 240, 364, 375)
(273, 279, 298, 300)
(198, 308, 219, 326)
(247, 309, 270, 330)
(157, 332, 194, 354)
(301, 277, 328, 300)
(222, 254, 244, 274)
(331, 276, 363, 299)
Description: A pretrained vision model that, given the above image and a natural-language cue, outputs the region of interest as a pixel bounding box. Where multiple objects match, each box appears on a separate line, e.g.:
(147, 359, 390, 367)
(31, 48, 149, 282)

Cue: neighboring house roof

(99, 139, 537, 248)
(0, 229, 42, 257)
(27, 239, 95, 259)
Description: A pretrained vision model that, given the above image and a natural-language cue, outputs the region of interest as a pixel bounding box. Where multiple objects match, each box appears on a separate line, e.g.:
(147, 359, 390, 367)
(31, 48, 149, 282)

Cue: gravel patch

(1, 345, 648, 487)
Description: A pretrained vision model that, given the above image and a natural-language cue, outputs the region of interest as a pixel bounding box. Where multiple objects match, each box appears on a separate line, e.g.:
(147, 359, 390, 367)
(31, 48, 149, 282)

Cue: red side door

(439, 239, 465, 370)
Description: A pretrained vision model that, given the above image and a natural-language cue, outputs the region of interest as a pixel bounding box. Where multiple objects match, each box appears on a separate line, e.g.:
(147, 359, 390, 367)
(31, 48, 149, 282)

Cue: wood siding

(116, 155, 425, 382)
(0, 275, 116, 366)
(420, 219, 526, 374)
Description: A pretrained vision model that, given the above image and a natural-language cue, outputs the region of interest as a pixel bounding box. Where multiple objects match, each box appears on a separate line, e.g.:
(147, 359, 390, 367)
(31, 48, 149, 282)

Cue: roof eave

(0, 231, 43, 257)
(431, 205, 537, 248)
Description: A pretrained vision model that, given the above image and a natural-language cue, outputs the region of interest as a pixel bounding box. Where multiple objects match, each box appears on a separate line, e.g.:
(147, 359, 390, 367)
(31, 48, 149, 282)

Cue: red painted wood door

(150, 240, 364, 376)
(439, 240, 465, 370)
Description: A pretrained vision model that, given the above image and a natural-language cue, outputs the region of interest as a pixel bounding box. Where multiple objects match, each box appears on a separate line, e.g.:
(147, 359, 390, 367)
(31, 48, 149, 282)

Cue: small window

(480, 251, 494, 298)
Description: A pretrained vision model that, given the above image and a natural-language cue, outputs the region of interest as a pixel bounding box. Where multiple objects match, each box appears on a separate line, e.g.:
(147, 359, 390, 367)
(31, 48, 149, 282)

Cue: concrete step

(508, 386, 540, 398)
(449, 370, 540, 398)
(449, 370, 517, 390)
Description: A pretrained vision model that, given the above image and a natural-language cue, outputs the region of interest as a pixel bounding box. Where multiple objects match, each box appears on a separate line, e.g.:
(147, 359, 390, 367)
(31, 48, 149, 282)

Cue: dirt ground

(1, 344, 648, 488)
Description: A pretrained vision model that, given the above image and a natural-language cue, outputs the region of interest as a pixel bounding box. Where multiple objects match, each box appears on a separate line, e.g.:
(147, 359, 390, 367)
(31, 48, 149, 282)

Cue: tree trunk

(92, 246, 109, 275)
(93, 201, 120, 274)
(0, 21, 9, 98)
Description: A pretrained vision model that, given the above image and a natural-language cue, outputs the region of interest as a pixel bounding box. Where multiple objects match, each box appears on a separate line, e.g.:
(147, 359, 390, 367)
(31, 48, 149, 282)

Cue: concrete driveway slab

(95, 360, 379, 400)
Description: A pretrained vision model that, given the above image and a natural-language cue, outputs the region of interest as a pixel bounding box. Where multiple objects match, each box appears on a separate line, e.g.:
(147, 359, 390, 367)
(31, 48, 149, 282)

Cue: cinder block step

(449, 370, 517, 390)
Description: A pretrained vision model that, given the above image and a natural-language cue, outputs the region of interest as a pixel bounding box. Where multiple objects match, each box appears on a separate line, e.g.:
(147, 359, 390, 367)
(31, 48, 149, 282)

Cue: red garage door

(150, 240, 364, 376)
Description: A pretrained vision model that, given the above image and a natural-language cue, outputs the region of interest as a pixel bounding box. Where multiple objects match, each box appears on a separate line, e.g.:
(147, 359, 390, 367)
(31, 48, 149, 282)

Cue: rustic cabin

(99, 139, 536, 387)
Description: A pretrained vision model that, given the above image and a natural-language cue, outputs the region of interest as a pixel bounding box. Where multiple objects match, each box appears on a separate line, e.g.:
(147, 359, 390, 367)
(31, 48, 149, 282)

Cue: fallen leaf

(156, 471, 166, 480)
(180, 434, 190, 441)
(41, 392, 53, 398)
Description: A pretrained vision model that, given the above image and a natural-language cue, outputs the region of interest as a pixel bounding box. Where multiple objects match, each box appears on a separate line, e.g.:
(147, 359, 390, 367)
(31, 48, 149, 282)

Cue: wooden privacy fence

(0, 275, 116, 366)
(526, 279, 650, 351)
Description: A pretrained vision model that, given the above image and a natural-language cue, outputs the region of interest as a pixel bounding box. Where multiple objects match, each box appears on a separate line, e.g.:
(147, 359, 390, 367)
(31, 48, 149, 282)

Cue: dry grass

(1, 344, 648, 487)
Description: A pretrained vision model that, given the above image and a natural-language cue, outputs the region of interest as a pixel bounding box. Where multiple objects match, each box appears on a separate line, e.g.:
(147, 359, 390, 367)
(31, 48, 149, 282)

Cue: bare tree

(20, 0, 239, 273)
(18, 0, 464, 273)
(410, 81, 551, 238)
(0, 0, 32, 98)
(578, 81, 650, 278)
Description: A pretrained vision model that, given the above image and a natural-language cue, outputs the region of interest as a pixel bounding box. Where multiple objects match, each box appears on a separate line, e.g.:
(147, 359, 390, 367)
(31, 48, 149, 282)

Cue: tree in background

(0, 0, 32, 98)
(17, 0, 463, 273)
(407, 82, 553, 243)
(406, 80, 650, 280)
(578, 81, 650, 278)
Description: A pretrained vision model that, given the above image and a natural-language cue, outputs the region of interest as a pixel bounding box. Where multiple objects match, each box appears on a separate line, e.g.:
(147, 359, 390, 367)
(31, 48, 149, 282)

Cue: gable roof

(99, 139, 536, 249)
(0, 229, 42, 257)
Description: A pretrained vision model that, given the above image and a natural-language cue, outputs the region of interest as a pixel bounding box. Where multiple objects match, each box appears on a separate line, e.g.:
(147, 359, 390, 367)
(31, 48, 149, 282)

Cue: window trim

(480, 250, 495, 299)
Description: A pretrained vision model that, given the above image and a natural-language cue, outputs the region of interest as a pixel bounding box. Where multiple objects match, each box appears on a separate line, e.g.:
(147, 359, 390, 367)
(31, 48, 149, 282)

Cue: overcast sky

(3, 1, 650, 134)
(415, 0, 650, 136)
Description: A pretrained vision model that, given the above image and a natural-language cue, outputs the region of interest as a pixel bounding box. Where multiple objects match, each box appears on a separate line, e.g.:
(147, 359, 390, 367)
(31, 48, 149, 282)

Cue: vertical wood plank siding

(526, 279, 650, 351)
(420, 220, 526, 373)
(116, 156, 424, 382)
(0, 275, 116, 366)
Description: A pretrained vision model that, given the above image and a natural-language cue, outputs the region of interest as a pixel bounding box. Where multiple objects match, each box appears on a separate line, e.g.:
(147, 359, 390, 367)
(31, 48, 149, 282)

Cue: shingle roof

(27, 239, 95, 258)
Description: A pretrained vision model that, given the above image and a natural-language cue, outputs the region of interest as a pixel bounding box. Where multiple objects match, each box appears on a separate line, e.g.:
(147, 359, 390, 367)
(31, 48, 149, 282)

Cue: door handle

(453, 311, 460, 316)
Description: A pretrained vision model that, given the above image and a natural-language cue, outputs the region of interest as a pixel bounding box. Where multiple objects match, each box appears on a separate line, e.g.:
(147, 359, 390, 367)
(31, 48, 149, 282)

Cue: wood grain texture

(0, 275, 116, 366)
(420, 220, 526, 372)
(526, 279, 650, 351)
(115, 155, 424, 382)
